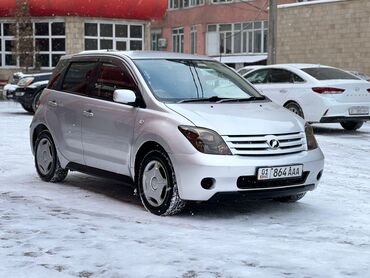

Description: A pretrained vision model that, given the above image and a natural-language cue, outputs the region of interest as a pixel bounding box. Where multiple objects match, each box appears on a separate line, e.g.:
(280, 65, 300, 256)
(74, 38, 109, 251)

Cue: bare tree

(11, 0, 36, 73)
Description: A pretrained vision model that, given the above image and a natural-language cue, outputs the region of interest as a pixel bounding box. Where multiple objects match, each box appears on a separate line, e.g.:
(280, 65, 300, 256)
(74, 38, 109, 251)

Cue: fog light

(201, 178, 215, 190)
(317, 170, 323, 181)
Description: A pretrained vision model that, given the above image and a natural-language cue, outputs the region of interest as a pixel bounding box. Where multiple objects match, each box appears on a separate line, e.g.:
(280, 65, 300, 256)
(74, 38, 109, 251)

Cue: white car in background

(243, 64, 370, 130)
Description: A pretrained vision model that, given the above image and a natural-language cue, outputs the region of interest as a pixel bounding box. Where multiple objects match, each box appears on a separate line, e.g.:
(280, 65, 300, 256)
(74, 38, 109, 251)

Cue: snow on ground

(0, 101, 370, 278)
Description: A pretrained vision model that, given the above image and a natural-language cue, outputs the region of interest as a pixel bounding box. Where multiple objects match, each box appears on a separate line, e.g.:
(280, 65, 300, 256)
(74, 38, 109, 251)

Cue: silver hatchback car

(30, 51, 324, 215)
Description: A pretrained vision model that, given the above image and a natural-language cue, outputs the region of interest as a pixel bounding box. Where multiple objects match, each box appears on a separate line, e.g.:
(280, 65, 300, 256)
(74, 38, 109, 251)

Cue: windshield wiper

(177, 96, 230, 103)
(217, 96, 266, 103)
(177, 95, 266, 104)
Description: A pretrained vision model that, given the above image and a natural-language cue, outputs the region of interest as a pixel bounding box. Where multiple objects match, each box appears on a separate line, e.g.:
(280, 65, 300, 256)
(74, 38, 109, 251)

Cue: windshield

(134, 59, 263, 103)
(302, 67, 360, 80)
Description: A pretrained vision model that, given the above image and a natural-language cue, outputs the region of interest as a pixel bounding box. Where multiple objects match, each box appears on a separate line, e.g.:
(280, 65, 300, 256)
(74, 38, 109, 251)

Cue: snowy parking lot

(1, 100, 370, 278)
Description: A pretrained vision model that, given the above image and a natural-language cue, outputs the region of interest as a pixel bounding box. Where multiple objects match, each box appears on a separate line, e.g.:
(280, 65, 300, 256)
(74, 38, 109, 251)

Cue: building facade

(277, 0, 370, 75)
(0, 0, 167, 79)
(151, 0, 295, 68)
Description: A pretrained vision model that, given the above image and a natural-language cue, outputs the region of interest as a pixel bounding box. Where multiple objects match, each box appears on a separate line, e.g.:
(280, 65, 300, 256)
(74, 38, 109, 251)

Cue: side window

(244, 69, 269, 84)
(269, 69, 292, 83)
(268, 69, 305, 83)
(62, 62, 97, 95)
(91, 62, 136, 101)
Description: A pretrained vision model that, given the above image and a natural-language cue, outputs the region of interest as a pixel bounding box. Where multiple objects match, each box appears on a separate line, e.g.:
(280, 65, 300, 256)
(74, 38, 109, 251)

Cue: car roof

(76, 50, 214, 61)
(266, 63, 333, 70)
(237, 65, 264, 72)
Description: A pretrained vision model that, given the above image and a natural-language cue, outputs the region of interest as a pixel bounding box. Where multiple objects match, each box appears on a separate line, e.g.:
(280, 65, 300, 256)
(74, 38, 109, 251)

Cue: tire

(274, 192, 306, 203)
(284, 102, 304, 119)
(137, 149, 186, 216)
(34, 131, 68, 182)
(340, 121, 363, 131)
(21, 103, 34, 113)
(32, 90, 43, 113)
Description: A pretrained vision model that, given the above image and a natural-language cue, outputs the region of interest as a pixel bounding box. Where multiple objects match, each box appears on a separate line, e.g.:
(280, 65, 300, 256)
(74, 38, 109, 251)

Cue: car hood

(29, 80, 49, 87)
(165, 101, 304, 135)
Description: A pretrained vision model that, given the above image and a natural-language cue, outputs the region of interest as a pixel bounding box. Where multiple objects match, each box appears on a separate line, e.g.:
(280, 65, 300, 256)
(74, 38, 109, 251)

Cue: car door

(81, 57, 140, 175)
(50, 59, 98, 165)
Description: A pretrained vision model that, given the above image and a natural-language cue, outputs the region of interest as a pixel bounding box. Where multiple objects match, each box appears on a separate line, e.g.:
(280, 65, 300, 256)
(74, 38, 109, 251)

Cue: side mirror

(113, 89, 137, 105)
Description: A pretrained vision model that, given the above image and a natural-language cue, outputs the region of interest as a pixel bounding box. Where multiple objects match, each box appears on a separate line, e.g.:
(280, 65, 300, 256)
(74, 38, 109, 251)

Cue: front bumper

(171, 148, 324, 201)
(11, 88, 35, 106)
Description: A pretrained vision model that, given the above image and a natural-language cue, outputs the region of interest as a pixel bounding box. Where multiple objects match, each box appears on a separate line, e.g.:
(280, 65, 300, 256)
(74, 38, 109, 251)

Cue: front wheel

(274, 192, 306, 203)
(34, 131, 68, 182)
(340, 121, 363, 131)
(137, 149, 186, 216)
(21, 103, 34, 113)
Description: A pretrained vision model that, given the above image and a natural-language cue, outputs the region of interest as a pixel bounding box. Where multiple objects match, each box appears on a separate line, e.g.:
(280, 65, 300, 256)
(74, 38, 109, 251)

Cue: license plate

(349, 106, 369, 115)
(257, 165, 303, 180)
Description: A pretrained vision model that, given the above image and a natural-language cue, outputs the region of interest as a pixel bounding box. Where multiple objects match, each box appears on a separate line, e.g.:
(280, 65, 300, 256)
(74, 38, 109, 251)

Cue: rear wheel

(284, 102, 304, 119)
(274, 192, 306, 203)
(137, 149, 186, 216)
(340, 121, 363, 131)
(34, 131, 68, 182)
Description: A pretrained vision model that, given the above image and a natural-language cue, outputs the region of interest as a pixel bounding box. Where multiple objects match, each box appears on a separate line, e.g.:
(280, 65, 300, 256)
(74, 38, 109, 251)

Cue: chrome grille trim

(223, 132, 307, 156)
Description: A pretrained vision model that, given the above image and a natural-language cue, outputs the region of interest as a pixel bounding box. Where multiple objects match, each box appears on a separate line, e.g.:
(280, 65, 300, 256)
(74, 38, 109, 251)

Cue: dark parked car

(10, 73, 52, 113)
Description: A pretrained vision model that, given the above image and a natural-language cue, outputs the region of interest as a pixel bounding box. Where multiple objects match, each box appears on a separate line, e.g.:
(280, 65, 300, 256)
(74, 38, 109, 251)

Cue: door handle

(48, 100, 58, 107)
(83, 110, 94, 118)
(279, 89, 288, 93)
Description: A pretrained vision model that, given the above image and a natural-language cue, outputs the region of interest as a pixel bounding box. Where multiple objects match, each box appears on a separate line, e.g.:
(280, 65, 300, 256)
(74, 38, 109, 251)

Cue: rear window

(302, 67, 360, 80)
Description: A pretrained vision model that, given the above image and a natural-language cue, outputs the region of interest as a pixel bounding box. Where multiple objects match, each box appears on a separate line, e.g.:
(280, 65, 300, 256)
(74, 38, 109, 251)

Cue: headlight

(178, 126, 232, 155)
(17, 77, 34, 87)
(305, 123, 318, 150)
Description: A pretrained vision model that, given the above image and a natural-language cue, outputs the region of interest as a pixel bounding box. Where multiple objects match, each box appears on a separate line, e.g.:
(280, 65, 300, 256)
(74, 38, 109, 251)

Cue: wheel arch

(31, 124, 49, 153)
(283, 100, 305, 119)
(134, 141, 167, 183)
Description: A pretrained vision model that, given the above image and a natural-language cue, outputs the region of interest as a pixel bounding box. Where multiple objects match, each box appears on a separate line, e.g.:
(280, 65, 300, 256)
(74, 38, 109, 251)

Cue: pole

(267, 0, 277, 65)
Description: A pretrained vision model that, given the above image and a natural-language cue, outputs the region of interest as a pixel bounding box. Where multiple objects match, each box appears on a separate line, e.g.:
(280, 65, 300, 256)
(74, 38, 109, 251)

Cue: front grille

(222, 132, 307, 156)
(237, 171, 310, 189)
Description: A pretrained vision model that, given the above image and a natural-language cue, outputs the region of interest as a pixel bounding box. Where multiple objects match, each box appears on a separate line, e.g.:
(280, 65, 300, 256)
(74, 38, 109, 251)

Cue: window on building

(190, 26, 197, 54)
(0, 21, 66, 68)
(151, 32, 161, 51)
(207, 21, 268, 55)
(172, 28, 184, 53)
(169, 0, 204, 10)
(212, 0, 233, 3)
(84, 22, 144, 51)
(34, 22, 66, 68)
